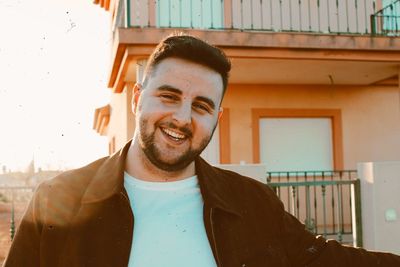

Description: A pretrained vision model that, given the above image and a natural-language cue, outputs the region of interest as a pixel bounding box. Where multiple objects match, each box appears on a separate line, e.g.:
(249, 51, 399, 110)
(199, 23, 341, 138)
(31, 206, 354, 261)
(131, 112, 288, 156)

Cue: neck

(125, 138, 196, 182)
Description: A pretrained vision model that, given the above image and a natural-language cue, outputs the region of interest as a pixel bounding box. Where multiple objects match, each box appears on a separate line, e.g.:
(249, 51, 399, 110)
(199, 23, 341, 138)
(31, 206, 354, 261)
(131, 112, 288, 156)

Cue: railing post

(329, 172, 336, 236)
(355, 0, 359, 33)
(313, 172, 318, 233)
(291, 186, 297, 217)
(353, 179, 363, 247)
(364, 0, 369, 33)
(272, 0, 276, 31)
(240, 0, 244, 29)
(288, 0, 293, 31)
(307, 0, 311, 31)
(10, 190, 15, 240)
(126, 0, 131, 27)
(168, 0, 172, 27)
(317, 0, 321, 32)
(148, 0, 156, 27)
(336, 0, 340, 32)
(305, 185, 314, 232)
(321, 185, 327, 238)
(336, 183, 343, 243)
(224, 0, 232, 28)
(260, 0, 264, 30)
(287, 172, 291, 214)
(345, 0, 349, 32)
(371, 15, 377, 35)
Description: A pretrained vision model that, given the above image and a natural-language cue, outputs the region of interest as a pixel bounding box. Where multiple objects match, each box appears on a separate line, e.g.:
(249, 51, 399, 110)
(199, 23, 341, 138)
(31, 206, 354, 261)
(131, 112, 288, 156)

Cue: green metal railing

(267, 170, 363, 247)
(0, 186, 35, 240)
(116, 0, 398, 36)
(371, 0, 400, 35)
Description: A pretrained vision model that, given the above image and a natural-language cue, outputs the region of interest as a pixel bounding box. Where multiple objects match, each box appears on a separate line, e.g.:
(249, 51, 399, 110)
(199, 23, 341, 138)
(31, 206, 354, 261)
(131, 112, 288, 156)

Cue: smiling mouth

(160, 127, 187, 142)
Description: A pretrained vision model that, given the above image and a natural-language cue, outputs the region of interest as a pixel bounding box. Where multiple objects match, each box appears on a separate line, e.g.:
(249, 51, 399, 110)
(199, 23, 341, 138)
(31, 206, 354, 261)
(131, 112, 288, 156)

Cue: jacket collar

(81, 140, 241, 216)
(195, 157, 242, 216)
(81, 140, 132, 204)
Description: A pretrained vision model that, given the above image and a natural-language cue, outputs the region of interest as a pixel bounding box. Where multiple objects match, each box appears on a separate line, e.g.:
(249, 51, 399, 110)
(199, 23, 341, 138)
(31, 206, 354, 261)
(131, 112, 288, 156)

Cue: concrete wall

(222, 84, 400, 170)
(358, 161, 400, 254)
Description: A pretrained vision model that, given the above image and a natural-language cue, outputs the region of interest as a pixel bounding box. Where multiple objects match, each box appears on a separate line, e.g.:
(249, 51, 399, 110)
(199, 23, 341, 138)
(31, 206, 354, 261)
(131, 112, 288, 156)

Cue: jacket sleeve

(280, 210, 400, 267)
(3, 182, 46, 267)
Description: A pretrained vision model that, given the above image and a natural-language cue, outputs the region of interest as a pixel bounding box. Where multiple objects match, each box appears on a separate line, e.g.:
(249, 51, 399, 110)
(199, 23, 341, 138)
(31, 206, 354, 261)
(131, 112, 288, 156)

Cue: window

(259, 118, 333, 172)
(252, 109, 343, 171)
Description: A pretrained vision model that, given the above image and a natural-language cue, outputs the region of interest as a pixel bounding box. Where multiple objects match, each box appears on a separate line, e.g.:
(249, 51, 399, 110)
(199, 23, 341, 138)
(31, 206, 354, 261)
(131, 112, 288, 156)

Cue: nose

(172, 102, 192, 126)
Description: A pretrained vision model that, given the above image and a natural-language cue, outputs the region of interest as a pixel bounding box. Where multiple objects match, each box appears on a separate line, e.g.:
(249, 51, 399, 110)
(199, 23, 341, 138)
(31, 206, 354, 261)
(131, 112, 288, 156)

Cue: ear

(132, 83, 142, 115)
(217, 107, 223, 122)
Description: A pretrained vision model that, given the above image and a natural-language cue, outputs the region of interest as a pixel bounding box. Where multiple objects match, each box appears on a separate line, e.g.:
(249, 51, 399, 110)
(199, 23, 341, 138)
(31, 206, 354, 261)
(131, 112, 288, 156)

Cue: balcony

(102, 0, 400, 93)
(112, 0, 400, 36)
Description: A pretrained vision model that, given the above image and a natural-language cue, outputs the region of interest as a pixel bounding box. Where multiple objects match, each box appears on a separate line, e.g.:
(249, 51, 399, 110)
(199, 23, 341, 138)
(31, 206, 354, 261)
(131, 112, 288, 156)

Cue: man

(4, 34, 400, 267)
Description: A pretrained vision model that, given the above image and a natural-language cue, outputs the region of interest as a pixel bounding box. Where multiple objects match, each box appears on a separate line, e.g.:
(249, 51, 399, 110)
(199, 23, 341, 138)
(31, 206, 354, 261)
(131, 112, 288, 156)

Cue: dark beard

(139, 119, 216, 172)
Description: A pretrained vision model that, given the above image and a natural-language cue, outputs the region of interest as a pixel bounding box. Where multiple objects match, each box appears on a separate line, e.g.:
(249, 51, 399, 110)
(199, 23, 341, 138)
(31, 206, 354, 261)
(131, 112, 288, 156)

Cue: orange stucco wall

(222, 84, 400, 169)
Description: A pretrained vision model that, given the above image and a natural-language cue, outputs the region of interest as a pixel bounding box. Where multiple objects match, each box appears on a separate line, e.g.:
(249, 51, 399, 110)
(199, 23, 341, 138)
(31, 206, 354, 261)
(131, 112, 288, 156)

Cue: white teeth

(162, 128, 185, 140)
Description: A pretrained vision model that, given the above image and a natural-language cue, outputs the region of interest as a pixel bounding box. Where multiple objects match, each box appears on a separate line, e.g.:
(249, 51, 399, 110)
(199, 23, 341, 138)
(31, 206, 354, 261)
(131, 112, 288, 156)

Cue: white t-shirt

(124, 172, 217, 267)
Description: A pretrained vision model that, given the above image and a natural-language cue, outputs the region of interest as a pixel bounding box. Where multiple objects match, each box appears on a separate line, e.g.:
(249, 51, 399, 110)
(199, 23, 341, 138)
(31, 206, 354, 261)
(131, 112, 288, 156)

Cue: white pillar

(357, 161, 400, 254)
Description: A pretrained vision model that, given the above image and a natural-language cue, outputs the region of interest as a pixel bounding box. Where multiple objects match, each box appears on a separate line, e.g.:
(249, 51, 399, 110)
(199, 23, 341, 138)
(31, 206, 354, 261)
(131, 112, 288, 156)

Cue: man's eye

(160, 94, 178, 101)
(193, 103, 210, 113)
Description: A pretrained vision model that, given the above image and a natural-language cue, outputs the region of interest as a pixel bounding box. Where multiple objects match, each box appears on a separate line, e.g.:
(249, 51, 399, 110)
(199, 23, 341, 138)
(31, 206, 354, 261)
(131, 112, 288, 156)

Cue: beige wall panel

(126, 84, 135, 140)
(229, 107, 253, 164)
(108, 85, 135, 151)
(222, 84, 400, 169)
(341, 87, 400, 167)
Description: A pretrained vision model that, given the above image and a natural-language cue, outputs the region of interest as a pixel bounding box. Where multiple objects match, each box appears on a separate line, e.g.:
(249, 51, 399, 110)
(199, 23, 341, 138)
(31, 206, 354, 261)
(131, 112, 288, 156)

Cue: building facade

(90, 0, 400, 251)
(93, 0, 400, 172)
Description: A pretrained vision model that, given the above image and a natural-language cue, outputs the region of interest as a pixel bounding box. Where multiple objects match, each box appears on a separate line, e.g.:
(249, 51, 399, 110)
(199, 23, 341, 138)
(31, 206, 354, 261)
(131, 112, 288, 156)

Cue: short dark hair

(142, 33, 231, 95)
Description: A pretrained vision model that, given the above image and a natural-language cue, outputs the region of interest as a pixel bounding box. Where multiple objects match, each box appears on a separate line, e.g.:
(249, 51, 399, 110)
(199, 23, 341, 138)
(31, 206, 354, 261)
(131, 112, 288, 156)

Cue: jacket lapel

(195, 157, 244, 266)
(62, 141, 134, 266)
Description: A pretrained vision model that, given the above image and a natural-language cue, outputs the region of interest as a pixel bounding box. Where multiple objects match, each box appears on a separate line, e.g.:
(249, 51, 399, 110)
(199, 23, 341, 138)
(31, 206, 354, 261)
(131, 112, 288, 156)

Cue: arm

(280, 210, 400, 267)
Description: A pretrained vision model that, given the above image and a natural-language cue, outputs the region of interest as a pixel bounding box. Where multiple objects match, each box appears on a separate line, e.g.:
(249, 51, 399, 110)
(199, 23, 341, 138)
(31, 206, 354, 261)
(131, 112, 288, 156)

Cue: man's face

(133, 57, 224, 172)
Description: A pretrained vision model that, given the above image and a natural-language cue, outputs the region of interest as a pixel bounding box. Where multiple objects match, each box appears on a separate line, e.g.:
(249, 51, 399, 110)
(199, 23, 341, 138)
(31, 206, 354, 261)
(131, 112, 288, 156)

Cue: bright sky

(0, 0, 112, 171)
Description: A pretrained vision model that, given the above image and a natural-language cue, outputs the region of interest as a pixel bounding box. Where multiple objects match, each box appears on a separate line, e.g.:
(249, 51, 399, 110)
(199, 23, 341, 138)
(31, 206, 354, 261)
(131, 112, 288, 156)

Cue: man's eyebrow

(195, 96, 216, 110)
(157, 85, 182, 95)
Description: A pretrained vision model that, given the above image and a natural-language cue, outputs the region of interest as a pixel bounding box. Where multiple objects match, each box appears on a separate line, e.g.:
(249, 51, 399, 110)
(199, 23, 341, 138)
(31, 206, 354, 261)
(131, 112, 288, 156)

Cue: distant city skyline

(0, 0, 112, 171)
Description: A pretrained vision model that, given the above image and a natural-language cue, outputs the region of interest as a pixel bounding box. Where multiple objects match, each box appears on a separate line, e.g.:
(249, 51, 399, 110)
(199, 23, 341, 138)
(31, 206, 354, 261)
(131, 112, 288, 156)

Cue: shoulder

(31, 157, 108, 224)
(37, 156, 107, 197)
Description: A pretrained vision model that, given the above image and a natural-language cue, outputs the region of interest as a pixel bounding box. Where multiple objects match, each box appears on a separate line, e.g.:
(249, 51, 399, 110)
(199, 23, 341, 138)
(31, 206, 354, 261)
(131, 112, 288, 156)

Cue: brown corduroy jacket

(4, 141, 400, 266)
